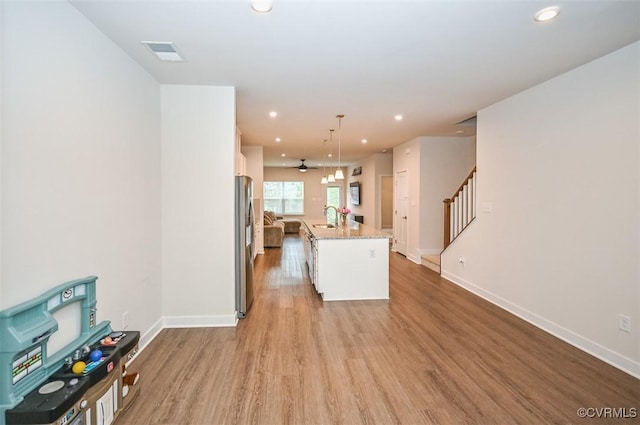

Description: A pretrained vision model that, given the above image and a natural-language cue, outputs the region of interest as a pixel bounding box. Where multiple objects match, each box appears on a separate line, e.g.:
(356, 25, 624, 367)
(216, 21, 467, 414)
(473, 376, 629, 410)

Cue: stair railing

(443, 167, 476, 249)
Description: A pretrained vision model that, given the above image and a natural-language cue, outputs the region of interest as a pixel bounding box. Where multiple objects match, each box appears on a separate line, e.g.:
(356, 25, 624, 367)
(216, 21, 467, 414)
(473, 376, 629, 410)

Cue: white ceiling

(70, 0, 640, 168)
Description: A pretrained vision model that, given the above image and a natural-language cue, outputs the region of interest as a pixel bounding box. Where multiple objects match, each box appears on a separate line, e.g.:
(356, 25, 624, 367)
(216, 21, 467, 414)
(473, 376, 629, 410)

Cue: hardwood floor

(117, 235, 639, 425)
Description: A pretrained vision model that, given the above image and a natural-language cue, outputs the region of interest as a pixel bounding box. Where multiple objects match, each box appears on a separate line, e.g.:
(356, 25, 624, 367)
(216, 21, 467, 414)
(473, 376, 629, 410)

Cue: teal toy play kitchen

(0, 277, 140, 425)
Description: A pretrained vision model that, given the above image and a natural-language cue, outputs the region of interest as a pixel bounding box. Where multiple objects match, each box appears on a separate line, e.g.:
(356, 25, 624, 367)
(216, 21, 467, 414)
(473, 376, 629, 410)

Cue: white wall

(1, 2, 162, 341)
(442, 42, 640, 377)
(419, 137, 476, 254)
(347, 153, 393, 228)
(347, 157, 375, 226)
(263, 167, 343, 219)
(161, 85, 236, 326)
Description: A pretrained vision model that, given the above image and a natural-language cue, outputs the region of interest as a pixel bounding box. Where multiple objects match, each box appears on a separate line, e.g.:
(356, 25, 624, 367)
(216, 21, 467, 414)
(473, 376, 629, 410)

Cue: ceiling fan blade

(291, 159, 318, 170)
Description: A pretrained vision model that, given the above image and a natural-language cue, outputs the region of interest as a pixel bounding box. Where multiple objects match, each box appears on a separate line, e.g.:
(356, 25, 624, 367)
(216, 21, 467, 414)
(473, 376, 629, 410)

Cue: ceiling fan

(293, 159, 317, 173)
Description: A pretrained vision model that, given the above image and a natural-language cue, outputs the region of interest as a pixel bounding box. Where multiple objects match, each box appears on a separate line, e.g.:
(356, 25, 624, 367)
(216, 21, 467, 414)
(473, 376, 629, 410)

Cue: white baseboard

(127, 315, 237, 366)
(407, 253, 421, 265)
(139, 317, 163, 350)
(123, 317, 163, 367)
(441, 271, 640, 379)
(390, 249, 421, 265)
(162, 314, 238, 328)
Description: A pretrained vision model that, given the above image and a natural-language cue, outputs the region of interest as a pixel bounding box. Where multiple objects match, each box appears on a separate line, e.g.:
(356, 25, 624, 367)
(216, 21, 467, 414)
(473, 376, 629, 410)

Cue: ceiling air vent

(455, 115, 477, 127)
(142, 41, 183, 62)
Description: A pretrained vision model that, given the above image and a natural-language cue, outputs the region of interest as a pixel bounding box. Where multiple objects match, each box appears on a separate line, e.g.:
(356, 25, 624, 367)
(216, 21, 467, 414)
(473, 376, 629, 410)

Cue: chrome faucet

(323, 205, 338, 227)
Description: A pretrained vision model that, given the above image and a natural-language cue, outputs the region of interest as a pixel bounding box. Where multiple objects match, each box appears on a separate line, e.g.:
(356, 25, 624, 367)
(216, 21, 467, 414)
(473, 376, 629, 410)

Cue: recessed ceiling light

(394, 114, 403, 121)
(381, 149, 388, 153)
(361, 139, 368, 144)
(328, 153, 332, 158)
(269, 111, 278, 118)
(275, 137, 281, 142)
(535, 6, 560, 22)
(281, 153, 286, 157)
(251, 0, 272, 13)
(456, 130, 464, 134)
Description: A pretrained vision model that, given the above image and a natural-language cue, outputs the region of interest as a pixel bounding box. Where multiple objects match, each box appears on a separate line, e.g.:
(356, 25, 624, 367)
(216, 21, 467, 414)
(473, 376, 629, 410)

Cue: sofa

(279, 218, 302, 234)
(264, 211, 285, 248)
(263, 211, 302, 248)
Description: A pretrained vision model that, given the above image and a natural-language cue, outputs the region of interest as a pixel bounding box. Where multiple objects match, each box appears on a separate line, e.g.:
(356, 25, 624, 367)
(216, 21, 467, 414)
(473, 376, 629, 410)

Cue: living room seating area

(263, 211, 301, 248)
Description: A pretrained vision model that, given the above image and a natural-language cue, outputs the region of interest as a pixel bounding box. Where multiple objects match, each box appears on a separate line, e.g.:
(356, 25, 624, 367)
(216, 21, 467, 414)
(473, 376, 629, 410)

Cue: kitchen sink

(313, 224, 336, 228)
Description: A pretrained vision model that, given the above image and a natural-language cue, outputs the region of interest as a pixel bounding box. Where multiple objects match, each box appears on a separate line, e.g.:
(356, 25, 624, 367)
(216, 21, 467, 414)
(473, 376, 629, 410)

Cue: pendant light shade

(321, 176, 328, 184)
(335, 114, 345, 180)
(328, 174, 336, 183)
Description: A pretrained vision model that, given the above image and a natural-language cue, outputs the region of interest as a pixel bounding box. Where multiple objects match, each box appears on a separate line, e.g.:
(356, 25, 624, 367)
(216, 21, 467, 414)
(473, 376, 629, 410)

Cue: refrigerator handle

(248, 199, 255, 258)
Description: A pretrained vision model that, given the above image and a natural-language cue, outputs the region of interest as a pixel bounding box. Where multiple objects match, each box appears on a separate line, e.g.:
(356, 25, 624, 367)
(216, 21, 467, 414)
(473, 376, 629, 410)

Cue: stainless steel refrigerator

(235, 175, 255, 318)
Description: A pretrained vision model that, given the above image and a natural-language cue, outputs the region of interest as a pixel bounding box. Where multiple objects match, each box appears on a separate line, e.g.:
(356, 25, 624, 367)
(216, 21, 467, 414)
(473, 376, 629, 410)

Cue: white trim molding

(123, 315, 238, 367)
(139, 317, 164, 350)
(407, 253, 421, 265)
(162, 314, 238, 328)
(441, 271, 640, 379)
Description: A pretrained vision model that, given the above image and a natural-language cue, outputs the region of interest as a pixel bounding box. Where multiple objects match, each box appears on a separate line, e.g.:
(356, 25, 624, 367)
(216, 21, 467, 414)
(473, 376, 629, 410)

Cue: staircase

(443, 167, 476, 250)
(420, 166, 476, 274)
(421, 254, 441, 274)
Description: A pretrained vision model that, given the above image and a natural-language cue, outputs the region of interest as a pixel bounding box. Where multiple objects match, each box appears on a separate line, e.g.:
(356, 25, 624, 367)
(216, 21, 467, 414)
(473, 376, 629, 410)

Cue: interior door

(395, 171, 408, 255)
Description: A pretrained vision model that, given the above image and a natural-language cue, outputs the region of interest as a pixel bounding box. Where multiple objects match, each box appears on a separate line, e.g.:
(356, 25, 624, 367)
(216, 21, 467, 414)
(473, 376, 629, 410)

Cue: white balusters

(443, 168, 477, 249)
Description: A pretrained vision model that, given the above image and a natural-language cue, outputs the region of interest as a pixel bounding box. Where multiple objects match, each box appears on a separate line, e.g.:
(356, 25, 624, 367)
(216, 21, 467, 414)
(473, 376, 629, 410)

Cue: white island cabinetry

(303, 219, 390, 301)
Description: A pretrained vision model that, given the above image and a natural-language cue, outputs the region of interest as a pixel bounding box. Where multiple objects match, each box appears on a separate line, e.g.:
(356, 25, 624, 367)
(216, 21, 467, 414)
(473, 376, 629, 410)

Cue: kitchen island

(302, 219, 391, 301)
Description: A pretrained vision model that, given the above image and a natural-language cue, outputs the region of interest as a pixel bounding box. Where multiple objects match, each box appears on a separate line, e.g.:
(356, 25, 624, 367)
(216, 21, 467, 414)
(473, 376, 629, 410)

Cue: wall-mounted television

(350, 181, 361, 206)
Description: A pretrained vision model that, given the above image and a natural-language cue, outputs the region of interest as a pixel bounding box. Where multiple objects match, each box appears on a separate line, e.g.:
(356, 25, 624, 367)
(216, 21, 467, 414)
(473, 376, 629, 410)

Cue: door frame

(394, 170, 408, 256)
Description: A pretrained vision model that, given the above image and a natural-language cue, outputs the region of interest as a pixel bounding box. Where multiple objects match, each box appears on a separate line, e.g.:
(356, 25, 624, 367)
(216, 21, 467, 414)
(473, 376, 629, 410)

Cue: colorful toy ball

(72, 361, 86, 374)
(89, 349, 103, 362)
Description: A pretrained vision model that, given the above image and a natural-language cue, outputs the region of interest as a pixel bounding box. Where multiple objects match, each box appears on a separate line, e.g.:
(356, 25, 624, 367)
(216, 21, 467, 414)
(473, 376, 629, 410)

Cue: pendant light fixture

(334, 114, 345, 180)
(320, 139, 328, 184)
(327, 129, 336, 182)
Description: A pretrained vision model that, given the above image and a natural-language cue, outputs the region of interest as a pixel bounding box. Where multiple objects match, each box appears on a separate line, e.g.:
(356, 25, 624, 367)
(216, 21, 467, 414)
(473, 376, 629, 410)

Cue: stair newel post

(443, 198, 452, 249)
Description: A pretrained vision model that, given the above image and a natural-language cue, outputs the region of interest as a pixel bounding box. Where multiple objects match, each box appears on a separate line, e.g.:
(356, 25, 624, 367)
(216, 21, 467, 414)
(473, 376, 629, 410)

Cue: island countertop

(303, 219, 391, 240)
(302, 218, 390, 301)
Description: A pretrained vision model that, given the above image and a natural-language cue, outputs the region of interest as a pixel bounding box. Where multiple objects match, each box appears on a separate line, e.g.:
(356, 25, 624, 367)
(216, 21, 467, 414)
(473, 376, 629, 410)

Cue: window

(264, 181, 304, 215)
(325, 186, 341, 223)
